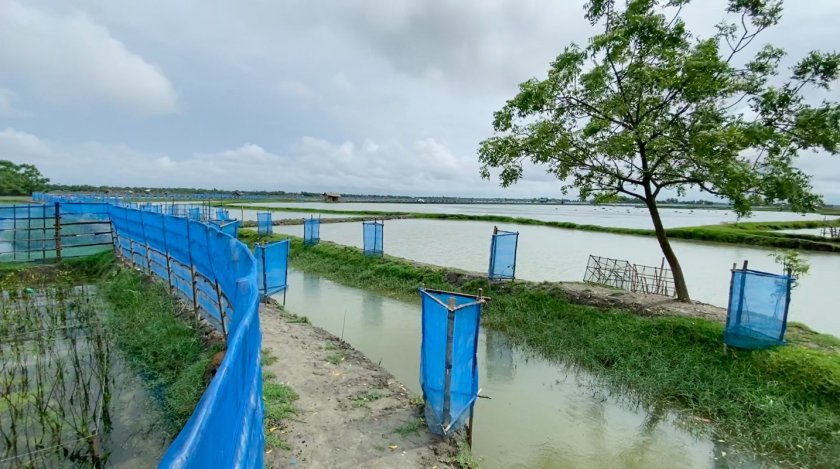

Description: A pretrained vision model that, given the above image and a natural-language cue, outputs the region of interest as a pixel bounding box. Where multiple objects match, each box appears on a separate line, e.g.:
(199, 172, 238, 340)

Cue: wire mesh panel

(488, 228, 518, 280)
(255, 239, 290, 297)
(725, 269, 793, 349)
(188, 207, 202, 221)
(419, 288, 483, 436)
(583, 255, 676, 297)
(257, 212, 273, 236)
(303, 216, 320, 246)
(363, 220, 383, 256)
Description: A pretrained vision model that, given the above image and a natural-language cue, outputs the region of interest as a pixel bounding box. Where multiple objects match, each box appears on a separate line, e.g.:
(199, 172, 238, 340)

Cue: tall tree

(479, 0, 840, 301)
(0, 161, 50, 195)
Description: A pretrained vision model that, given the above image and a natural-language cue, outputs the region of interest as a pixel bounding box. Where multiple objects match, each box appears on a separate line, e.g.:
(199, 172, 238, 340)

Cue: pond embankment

(259, 301, 462, 468)
(239, 231, 840, 468)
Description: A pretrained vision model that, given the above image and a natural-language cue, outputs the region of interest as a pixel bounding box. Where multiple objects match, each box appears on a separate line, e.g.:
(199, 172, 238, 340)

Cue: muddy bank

(428, 262, 728, 323)
(259, 301, 459, 468)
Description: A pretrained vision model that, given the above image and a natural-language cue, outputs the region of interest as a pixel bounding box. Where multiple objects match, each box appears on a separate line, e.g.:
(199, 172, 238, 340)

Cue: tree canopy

(0, 161, 49, 196)
(479, 0, 840, 301)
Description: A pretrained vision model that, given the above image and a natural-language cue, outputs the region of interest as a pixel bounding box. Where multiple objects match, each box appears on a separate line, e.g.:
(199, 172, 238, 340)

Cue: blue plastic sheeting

(418, 288, 483, 436)
(216, 208, 230, 221)
(725, 269, 793, 349)
(188, 207, 202, 221)
(72, 200, 266, 468)
(211, 220, 239, 238)
(257, 212, 273, 235)
(363, 220, 383, 256)
(255, 239, 290, 297)
(303, 217, 320, 246)
(488, 228, 518, 280)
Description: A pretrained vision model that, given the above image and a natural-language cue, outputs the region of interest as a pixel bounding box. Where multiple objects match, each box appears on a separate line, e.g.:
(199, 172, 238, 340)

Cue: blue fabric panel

(724, 269, 792, 349)
(257, 212, 272, 235)
(363, 221, 383, 256)
(489, 230, 518, 280)
(303, 218, 320, 246)
(255, 239, 289, 296)
(418, 289, 482, 435)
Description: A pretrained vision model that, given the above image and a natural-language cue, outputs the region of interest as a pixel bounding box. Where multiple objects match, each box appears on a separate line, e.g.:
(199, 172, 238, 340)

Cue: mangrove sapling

(769, 250, 810, 288)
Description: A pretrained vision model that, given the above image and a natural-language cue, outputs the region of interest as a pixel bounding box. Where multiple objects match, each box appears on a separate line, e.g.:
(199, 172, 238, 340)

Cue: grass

(264, 235, 840, 468)
(262, 350, 298, 452)
(394, 417, 424, 438)
(352, 391, 385, 408)
(234, 204, 840, 252)
(323, 343, 347, 365)
(454, 438, 480, 469)
(98, 260, 222, 434)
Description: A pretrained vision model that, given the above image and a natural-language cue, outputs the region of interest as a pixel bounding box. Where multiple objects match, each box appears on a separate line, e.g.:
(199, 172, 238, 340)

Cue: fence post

(191, 265, 201, 323)
(442, 297, 456, 432)
(214, 279, 228, 339)
(54, 202, 62, 261)
(129, 240, 136, 267)
(145, 241, 153, 275)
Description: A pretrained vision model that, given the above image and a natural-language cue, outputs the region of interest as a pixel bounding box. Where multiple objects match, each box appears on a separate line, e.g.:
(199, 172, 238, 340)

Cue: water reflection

(360, 291, 384, 327)
(484, 329, 515, 384)
(278, 269, 770, 469)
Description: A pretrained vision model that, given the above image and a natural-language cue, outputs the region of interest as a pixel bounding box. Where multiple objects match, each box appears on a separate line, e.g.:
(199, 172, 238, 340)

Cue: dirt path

(259, 303, 457, 469)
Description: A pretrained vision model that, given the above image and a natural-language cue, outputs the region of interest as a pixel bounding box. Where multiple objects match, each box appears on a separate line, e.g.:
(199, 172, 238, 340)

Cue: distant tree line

(0, 160, 50, 195)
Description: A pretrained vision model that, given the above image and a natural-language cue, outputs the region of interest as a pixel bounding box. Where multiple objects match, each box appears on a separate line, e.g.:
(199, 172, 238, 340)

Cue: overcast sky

(1, 0, 838, 200)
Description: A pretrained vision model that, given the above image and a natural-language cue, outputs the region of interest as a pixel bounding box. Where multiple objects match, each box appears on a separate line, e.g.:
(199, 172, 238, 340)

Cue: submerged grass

(98, 260, 221, 435)
(253, 234, 840, 468)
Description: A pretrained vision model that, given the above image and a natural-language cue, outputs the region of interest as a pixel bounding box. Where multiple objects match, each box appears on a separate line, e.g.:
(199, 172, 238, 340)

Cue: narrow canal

(273, 268, 770, 468)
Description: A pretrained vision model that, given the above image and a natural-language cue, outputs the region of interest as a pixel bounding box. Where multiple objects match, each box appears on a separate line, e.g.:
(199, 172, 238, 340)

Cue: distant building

(323, 192, 341, 202)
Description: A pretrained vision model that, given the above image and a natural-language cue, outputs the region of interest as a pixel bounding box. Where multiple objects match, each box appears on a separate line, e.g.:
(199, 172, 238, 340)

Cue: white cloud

(0, 88, 30, 118)
(0, 0, 178, 115)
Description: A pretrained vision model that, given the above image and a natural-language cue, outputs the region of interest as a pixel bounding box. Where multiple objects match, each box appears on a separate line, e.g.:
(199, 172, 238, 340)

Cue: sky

(1, 0, 839, 201)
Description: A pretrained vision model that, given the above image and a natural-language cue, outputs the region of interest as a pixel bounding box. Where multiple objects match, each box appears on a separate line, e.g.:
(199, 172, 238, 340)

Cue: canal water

(241, 202, 832, 229)
(273, 218, 840, 338)
(273, 269, 769, 468)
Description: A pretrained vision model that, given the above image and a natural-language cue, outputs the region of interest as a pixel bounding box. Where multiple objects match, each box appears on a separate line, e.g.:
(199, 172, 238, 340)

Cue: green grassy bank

(231, 204, 840, 253)
(95, 253, 222, 434)
(240, 231, 840, 467)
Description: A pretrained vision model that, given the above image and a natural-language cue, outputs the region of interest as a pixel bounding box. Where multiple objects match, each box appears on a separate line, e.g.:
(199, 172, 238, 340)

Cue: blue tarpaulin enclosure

(188, 207, 202, 221)
(488, 227, 518, 280)
(257, 212, 272, 235)
(255, 239, 290, 297)
(419, 288, 483, 436)
(725, 268, 793, 349)
(304, 216, 320, 246)
(216, 208, 230, 221)
(363, 220, 383, 256)
(211, 220, 239, 238)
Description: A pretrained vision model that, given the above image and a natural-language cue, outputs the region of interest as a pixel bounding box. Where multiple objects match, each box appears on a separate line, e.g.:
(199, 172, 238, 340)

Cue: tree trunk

(645, 196, 691, 302)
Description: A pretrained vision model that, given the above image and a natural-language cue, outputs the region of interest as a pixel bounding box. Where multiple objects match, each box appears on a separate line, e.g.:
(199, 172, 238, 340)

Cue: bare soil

(259, 302, 457, 469)
(440, 268, 727, 322)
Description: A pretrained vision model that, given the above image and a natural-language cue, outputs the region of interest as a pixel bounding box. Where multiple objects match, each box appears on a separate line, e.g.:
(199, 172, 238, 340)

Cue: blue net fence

(210, 220, 239, 238)
(257, 212, 273, 235)
(21, 195, 266, 468)
(303, 217, 320, 246)
(216, 208, 230, 221)
(418, 288, 483, 436)
(363, 220, 383, 256)
(488, 228, 518, 280)
(725, 268, 793, 349)
(0, 202, 113, 261)
(255, 240, 290, 297)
